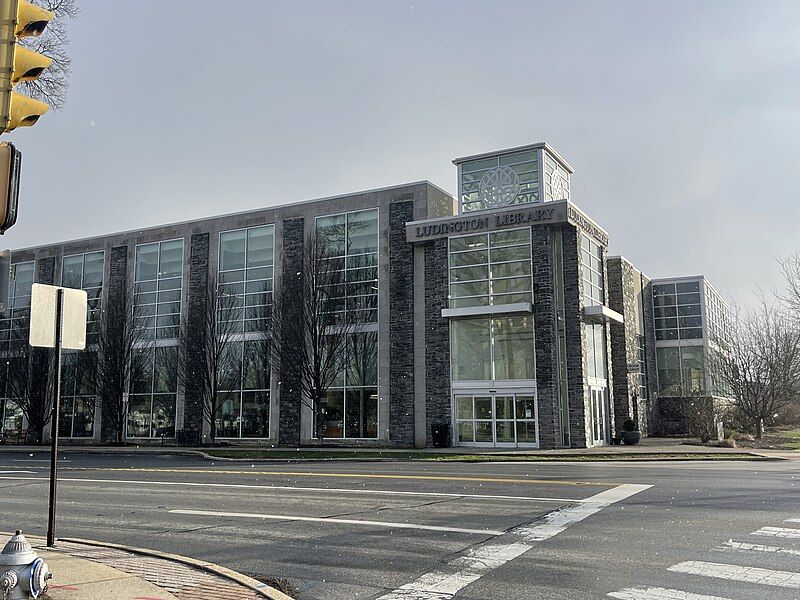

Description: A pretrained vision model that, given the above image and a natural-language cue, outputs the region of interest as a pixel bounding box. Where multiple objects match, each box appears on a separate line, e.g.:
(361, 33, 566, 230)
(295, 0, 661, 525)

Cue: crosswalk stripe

(784, 518, 800, 523)
(608, 587, 733, 600)
(719, 540, 800, 557)
(752, 526, 800, 539)
(668, 561, 800, 589)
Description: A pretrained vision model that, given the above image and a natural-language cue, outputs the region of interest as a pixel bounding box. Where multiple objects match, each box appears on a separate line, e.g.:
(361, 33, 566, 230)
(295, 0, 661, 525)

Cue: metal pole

(47, 288, 64, 548)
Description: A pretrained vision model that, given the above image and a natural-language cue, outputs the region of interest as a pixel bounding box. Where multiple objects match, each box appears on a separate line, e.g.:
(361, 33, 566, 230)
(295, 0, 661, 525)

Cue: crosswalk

(607, 516, 800, 599)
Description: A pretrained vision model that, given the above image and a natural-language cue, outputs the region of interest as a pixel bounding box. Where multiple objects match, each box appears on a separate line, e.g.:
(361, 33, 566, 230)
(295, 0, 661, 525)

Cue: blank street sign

(29, 283, 87, 350)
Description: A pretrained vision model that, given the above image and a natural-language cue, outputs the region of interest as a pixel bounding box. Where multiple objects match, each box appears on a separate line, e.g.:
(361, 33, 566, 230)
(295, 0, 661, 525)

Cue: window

(218, 225, 275, 333)
(128, 345, 178, 438)
(653, 281, 703, 341)
(460, 150, 539, 212)
(62, 251, 104, 345)
(134, 240, 184, 340)
(449, 229, 532, 308)
(581, 234, 603, 307)
(321, 331, 378, 439)
(451, 315, 535, 382)
(216, 339, 270, 438)
(0, 262, 34, 346)
(316, 209, 378, 324)
(59, 351, 96, 438)
(637, 334, 647, 399)
(656, 345, 706, 396)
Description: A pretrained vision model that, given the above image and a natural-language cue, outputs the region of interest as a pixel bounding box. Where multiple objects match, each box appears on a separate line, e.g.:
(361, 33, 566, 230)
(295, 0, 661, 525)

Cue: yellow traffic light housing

(0, 0, 53, 133)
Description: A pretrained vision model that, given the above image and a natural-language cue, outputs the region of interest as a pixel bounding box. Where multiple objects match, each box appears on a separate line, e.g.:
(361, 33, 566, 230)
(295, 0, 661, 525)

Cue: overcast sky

(5, 0, 799, 307)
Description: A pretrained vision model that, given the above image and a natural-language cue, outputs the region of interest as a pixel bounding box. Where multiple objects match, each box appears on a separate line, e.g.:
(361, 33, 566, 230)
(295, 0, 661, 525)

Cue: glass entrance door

(589, 386, 608, 446)
(454, 392, 538, 447)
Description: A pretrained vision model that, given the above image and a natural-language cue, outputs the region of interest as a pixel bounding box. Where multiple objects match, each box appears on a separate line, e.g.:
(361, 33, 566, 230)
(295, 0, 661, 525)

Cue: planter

(611, 437, 622, 445)
(620, 430, 641, 445)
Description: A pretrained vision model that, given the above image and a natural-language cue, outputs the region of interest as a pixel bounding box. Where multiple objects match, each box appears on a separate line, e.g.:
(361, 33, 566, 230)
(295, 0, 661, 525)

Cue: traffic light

(0, 141, 20, 232)
(0, 0, 54, 133)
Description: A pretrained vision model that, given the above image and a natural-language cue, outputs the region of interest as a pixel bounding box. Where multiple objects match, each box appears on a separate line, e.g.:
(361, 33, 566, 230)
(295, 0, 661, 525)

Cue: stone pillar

(562, 226, 588, 448)
(423, 238, 450, 446)
(388, 200, 415, 446)
(278, 217, 304, 446)
(100, 245, 128, 443)
(182, 232, 210, 443)
(531, 226, 558, 449)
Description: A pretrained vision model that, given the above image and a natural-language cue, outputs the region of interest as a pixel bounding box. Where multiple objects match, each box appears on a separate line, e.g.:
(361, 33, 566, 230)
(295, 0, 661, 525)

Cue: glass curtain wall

(653, 281, 703, 341)
(450, 315, 535, 382)
(316, 209, 379, 439)
(581, 234, 607, 379)
(216, 225, 274, 438)
(60, 251, 104, 438)
(0, 262, 34, 436)
(128, 345, 178, 438)
(656, 346, 706, 396)
(460, 149, 539, 212)
(133, 240, 183, 340)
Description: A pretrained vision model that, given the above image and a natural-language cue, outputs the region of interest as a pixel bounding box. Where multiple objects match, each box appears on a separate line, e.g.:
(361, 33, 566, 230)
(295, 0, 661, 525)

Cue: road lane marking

(169, 509, 505, 536)
(668, 561, 800, 588)
(719, 539, 800, 557)
(376, 483, 651, 599)
(785, 517, 800, 523)
(0, 476, 588, 503)
(608, 587, 733, 600)
(0, 471, 34, 474)
(46, 467, 614, 487)
(752, 526, 800, 539)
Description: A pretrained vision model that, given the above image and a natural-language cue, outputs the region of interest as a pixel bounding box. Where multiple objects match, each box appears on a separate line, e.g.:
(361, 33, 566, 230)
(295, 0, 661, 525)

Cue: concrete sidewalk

(5, 533, 293, 600)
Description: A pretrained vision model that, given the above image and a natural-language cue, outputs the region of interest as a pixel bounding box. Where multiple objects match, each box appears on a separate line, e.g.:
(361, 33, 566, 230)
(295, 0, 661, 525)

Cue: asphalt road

(0, 451, 797, 600)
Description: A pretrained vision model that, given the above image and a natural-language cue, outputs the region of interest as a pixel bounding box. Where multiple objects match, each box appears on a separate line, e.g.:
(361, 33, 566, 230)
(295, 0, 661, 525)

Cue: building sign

(406, 199, 609, 246)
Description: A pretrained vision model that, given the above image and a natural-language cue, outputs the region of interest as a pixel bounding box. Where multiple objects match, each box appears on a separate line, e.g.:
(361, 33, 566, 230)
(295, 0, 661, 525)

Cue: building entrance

(589, 384, 609, 446)
(453, 390, 538, 448)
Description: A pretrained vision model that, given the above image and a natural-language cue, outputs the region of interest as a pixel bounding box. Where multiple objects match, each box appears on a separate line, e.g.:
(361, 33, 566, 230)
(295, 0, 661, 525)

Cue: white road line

(376, 483, 652, 600)
(668, 561, 800, 589)
(169, 509, 504, 536)
(0, 476, 583, 503)
(784, 517, 800, 523)
(608, 587, 733, 600)
(718, 539, 800, 557)
(0, 470, 34, 474)
(752, 526, 800, 539)
(11, 459, 68, 463)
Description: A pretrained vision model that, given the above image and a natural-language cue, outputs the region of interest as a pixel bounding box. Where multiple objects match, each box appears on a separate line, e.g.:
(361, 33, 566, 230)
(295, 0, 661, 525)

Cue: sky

(4, 0, 800, 308)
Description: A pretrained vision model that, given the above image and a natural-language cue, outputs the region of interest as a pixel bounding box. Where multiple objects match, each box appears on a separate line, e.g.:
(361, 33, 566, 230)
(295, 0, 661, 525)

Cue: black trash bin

(431, 423, 451, 448)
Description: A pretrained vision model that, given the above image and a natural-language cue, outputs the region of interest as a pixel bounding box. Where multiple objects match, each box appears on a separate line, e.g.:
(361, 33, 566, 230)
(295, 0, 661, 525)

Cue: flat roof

(452, 142, 574, 173)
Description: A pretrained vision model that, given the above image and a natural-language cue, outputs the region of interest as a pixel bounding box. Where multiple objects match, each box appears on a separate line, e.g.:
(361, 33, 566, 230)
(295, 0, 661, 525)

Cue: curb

(56, 536, 294, 600)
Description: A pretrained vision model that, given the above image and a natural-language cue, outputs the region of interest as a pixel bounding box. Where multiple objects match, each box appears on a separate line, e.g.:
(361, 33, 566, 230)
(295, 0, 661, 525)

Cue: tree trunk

(210, 413, 216, 446)
(756, 418, 764, 439)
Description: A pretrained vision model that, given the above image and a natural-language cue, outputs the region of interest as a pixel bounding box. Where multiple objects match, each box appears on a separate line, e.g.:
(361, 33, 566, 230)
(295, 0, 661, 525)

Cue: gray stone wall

(561, 225, 588, 448)
(182, 232, 210, 442)
(423, 238, 450, 445)
(607, 256, 637, 432)
(37, 256, 55, 285)
(531, 226, 559, 448)
(388, 200, 415, 446)
(100, 246, 128, 443)
(278, 217, 304, 446)
(640, 274, 656, 434)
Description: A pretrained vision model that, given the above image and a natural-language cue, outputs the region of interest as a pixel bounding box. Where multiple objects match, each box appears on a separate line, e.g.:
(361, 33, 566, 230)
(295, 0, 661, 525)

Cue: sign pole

(46, 287, 64, 548)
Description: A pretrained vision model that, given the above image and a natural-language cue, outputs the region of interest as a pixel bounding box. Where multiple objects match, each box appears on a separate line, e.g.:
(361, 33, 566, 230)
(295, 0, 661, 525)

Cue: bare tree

(179, 277, 259, 445)
(780, 252, 800, 318)
(96, 292, 151, 444)
(708, 301, 800, 438)
(270, 237, 349, 444)
(18, 0, 78, 111)
(2, 318, 52, 445)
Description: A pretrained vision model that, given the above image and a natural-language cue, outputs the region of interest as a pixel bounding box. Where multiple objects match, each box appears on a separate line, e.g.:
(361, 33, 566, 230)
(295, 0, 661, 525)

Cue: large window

(449, 229, 533, 309)
(218, 225, 275, 333)
(59, 351, 96, 438)
(321, 331, 378, 439)
(637, 334, 647, 399)
(316, 209, 379, 324)
(216, 339, 270, 438)
(653, 281, 703, 341)
(460, 149, 539, 212)
(62, 251, 104, 345)
(581, 234, 607, 381)
(134, 240, 184, 340)
(0, 262, 34, 346)
(656, 346, 706, 396)
(451, 315, 535, 382)
(128, 346, 178, 438)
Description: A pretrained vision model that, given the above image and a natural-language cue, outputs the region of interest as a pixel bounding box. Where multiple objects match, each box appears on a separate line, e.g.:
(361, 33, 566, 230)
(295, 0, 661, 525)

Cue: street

(0, 451, 798, 599)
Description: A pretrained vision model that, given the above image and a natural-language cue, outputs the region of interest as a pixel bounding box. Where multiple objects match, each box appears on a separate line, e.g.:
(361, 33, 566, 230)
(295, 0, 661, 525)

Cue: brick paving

(33, 540, 263, 600)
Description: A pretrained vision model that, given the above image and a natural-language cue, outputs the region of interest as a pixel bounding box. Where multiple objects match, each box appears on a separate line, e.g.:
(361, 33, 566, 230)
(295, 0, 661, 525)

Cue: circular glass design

(479, 166, 521, 208)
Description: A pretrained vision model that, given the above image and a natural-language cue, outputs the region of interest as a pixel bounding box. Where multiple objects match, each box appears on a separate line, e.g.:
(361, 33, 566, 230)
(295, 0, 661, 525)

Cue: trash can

(431, 423, 451, 448)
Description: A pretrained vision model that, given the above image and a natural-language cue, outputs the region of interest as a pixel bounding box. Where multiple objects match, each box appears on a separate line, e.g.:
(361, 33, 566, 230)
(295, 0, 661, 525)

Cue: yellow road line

(57, 466, 612, 487)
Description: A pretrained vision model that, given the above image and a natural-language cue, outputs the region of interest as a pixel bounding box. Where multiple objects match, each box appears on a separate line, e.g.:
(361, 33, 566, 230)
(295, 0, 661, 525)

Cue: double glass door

(454, 391, 538, 447)
(589, 385, 608, 446)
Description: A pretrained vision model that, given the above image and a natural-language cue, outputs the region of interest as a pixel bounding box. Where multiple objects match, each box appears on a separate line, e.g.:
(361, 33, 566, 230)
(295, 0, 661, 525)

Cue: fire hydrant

(0, 531, 50, 599)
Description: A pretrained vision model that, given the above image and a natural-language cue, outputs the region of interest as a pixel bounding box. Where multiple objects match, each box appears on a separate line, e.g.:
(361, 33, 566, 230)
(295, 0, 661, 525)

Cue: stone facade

(277, 217, 305, 446)
(182, 232, 210, 442)
(423, 238, 451, 446)
(388, 200, 415, 446)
